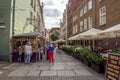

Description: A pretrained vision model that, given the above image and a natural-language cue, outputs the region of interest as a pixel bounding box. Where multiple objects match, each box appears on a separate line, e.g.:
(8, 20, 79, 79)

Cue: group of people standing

(17, 41, 63, 64)
(18, 41, 32, 64)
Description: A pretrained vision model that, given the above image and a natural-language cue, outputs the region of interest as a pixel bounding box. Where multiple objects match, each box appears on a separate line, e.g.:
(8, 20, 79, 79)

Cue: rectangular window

(31, 0, 33, 7)
(88, 0, 92, 10)
(73, 26, 75, 34)
(34, 0, 36, 11)
(80, 21, 83, 32)
(99, 6, 106, 25)
(73, 15, 77, 22)
(84, 18, 87, 30)
(88, 16, 92, 29)
(80, 9, 83, 17)
(75, 25, 77, 33)
(84, 5, 87, 14)
(30, 12, 33, 24)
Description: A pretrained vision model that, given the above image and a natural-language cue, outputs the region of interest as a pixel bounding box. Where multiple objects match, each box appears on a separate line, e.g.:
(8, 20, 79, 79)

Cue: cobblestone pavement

(0, 51, 105, 80)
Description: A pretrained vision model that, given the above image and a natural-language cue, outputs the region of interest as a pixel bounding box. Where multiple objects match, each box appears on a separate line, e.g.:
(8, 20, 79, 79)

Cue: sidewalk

(0, 51, 105, 80)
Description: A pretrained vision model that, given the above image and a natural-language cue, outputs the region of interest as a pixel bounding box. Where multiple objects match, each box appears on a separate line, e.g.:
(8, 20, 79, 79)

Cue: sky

(40, 0, 68, 29)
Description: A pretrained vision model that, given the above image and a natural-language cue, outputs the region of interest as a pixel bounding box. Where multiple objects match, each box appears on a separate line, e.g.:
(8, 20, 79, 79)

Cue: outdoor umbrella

(98, 24, 120, 38)
(75, 28, 102, 49)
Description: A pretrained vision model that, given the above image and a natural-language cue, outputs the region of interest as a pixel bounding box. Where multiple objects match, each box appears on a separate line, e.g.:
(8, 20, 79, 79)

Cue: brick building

(62, 0, 120, 49)
(95, 0, 120, 49)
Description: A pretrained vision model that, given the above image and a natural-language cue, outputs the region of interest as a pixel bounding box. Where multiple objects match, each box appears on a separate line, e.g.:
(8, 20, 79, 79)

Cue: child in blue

(18, 46, 23, 62)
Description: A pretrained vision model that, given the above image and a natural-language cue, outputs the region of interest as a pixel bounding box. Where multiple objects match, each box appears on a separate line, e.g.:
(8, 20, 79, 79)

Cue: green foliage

(51, 30, 60, 41)
(63, 45, 104, 65)
(51, 34, 58, 41)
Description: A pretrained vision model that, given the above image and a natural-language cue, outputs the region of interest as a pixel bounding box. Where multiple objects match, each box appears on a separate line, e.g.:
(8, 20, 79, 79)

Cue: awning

(76, 28, 102, 40)
(68, 28, 102, 40)
(12, 32, 43, 38)
(98, 24, 120, 38)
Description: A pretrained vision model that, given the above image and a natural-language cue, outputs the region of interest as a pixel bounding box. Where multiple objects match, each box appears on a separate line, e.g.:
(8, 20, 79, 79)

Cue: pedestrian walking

(24, 42, 32, 64)
(39, 47, 44, 61)
(18, 46, 23, 62)
(48, 44, 55, 63)
(46, 44, 50, 60)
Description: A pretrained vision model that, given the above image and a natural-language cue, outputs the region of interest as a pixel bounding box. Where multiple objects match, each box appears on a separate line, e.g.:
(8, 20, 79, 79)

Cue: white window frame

(84, 18, 87, 30)
(80, 21, 83, 32)
(75, 25, 77, 33)
(99, 6, 106, 25)
(88, 16, 92, 29)
(84, 5, 87, 14)
(80, 9, 83, 17)
(88, 0, 92, 10)
(73, 26, 75, 34)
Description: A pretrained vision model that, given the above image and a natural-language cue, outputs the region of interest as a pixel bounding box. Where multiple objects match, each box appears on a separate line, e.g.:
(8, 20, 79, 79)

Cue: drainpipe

(12, 0, 16, 35)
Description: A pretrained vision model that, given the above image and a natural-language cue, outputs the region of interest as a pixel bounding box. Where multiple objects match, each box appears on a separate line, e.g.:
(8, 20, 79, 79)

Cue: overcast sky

(40, 0, 68, 29)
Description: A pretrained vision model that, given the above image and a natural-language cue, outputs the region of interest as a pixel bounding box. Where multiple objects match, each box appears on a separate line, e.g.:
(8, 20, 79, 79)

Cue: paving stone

(8, 70, 28, 76)
(27, 70, 40, 76)
(0, 51, 104, 80)
(74, 70, 93, 76)
(0, 71, 2, 75)
(50, 65, 65, 70)
(38, 66, 50, 70)
(40, 71, 57, 76)
(57, 70, 76, 76)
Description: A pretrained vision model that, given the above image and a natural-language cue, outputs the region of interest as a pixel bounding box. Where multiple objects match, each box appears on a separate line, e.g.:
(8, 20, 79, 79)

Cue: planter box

(83, 58, 91, 67)
(79, 56, 84, 62)
(91, 63, 104, 73)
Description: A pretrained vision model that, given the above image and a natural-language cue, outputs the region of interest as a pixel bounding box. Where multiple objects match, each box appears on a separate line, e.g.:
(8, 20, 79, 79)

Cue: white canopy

(76, 28, 102, 39)
(98, 24, 120, 38)
(68, 28, 102, 40)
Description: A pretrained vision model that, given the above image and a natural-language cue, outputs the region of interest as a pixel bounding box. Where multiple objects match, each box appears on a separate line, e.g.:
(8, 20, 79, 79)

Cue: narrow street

(0, 51, 105, 80)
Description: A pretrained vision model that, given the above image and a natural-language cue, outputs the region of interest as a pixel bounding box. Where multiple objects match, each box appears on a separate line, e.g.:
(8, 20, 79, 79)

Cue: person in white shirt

(24, 42, 32, 64)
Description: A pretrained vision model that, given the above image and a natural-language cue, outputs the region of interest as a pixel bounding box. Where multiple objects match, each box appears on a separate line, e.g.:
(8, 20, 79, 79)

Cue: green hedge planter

(91, 63, 104, 73)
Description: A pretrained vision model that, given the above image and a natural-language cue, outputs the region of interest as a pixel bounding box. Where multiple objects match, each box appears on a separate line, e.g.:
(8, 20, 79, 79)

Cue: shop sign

(105, 54, 120, 80)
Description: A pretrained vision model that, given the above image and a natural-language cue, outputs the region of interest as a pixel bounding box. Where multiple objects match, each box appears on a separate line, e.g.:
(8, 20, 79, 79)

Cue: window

(88, 16, 92, 29)
(99, 6, 106, 25)
(73, 15, 77, 22)
(84, 18, 87, 30)
(73, 26, 75, 34)
(30, 12, 33, 24)
(88, 0, 92, 10)
(75, 25, 78, 33)
(84, 5, 87, 14)
(34, 0, 36, 11)
(80, 9, 83, 17)
(80, 21, 83, 32)
(31, 0, 33, 7)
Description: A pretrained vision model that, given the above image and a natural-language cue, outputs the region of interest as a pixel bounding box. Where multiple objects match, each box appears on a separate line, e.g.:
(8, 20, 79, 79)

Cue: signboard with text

(105, 54, 120, 80)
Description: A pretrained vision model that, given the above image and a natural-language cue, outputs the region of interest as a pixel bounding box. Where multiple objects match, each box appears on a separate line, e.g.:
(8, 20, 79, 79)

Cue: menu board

(105, 54, 120, 80)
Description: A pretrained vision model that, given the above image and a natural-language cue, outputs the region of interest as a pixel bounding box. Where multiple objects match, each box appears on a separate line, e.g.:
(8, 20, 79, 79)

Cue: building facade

(62, 0, 120, 48)
(95, 0, 120, 49)
(0, 0, 44, 61)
